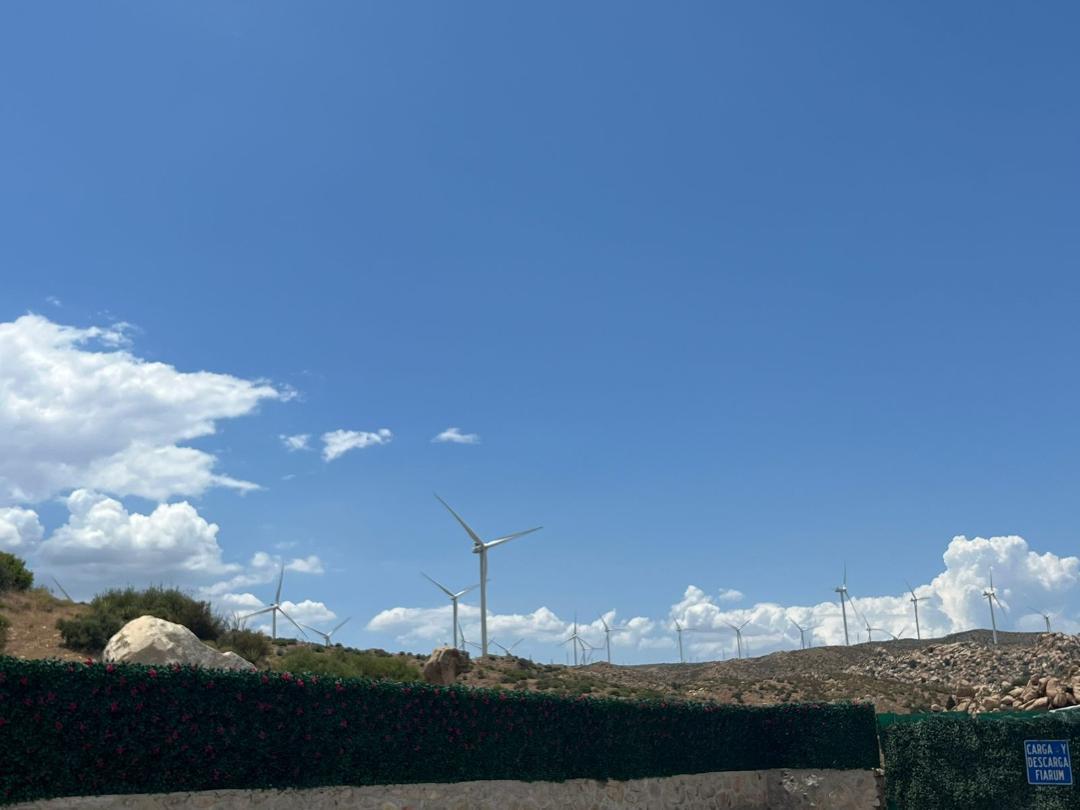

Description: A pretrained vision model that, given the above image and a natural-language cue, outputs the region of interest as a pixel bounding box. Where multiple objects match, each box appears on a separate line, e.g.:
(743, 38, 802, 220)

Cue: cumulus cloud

(37, 489, 239, 584)
(366, 535, 1080, 662)
(0, 506, 44, 552)
(432, 427, 480, 445)
(321, 428, 392, 461)
(279, 434, 311, 452)
(0, 314, 287, 503)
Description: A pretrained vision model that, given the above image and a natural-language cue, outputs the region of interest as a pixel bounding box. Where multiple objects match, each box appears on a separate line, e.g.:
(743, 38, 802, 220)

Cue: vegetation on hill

(56, 586, 224, 652)
(269, 645, 423, 681)
(213, 627, 274, 665)
(0, 552, 33, 593)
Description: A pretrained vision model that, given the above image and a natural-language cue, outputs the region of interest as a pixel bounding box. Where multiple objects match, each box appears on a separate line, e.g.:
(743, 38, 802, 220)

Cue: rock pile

(846, 633, 1080, 714)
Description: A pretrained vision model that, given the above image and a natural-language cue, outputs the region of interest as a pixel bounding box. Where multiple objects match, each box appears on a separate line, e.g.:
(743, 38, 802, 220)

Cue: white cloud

(432, 427, 480, 445)
(321, 428, 392, 461)
(279, 434, 311, 452)
(0, 314, 287, 504)
(38, 489, 239, 584)
(23, 491, 325, 609)
(0, 506, 44, 552)
(366, 535, 1080, 662)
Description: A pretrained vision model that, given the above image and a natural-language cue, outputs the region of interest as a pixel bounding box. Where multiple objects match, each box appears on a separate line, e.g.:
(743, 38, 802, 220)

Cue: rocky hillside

(4, 592, 1080, 715)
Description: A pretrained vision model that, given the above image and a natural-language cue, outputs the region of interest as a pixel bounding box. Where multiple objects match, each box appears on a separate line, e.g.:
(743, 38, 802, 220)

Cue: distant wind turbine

(1027, 606, 1052, 634)
(674, 619, 696, 663)
(789, 618, 810, 650)
(562, 616, 595, 666)
(598, 616, 630, 664)
(835, 565, 852, 646)
(725, 619, 751, 659)
(239, 559, 308, 641)
(983, 567, 1004, 645)
(905, 581, 928, 640)
(422, 572, 479, 650)
(492, 639, 523, 656)
(300, 617, 351, 647)
(436, 494, 541, 657)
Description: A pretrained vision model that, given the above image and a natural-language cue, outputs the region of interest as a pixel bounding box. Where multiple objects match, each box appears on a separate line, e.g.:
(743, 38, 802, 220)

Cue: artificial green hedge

(881, 712, 1080, 809)
(0, 656, 878, 805)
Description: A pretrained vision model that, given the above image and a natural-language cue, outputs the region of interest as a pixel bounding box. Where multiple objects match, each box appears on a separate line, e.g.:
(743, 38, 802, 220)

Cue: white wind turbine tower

(422, 572, 479, 650)
(436, 494, 542, 657)
(1028, 607, 1052, 634)
(983, 567, 1003, 645)
(835, 565, 852, 646)
(562, 616, 595, 667)
(300, 617, 351, 647)
(598, 616, 630, 664)
(906, 581, 927, 640)
(674, 619, 696, 664)
(240, 559, 308, 641)
(725, 619, 750, 659)
(789, 618, 810, 650)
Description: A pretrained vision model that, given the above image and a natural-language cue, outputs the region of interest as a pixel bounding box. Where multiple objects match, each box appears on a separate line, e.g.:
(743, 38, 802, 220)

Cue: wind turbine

(725, 619, 751, 659)
(239, 559, 308, 641)
(422, 572, 479, 649)
(492, 639, 523, 656)
(436, 494, 542, 657)
(562, 616, 595, 666)
(790, 618, 810, 650)
(1028, 607, 1052, 634)
(906, 581, 927, 640)
(983, 568, 1003, 645)
(299, 617, 351, 647)
(458, 621, 481, 653)
(835, 565, 852, 646)
(674, 619, 696, 663)
(598, 616, 630, 664)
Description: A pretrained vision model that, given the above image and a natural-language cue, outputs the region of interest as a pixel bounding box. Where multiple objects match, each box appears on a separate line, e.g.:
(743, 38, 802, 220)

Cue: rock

(1052, 692, 1072, 709)
(104, 616, 256, 671)
(422, 646, 470, 686)
(930, 703, 943, 712)
(1001, 696, 1015, 707)
(1028, 697, 1050, 711)
(955, 685, 976, 698)
(1046, 678, 1062, 700)
(982, 697, 1000, 711)
(945, 695, 957, 710)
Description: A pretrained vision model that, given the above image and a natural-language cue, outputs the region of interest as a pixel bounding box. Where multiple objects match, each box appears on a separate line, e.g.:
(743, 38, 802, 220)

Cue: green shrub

(881, 712, 1080, 809)
(0, 657, 879, 805)
(0, 614, 8, 653)
(57, 586, 224, 652)
(0, 553, 32, 593)
(270, 646, 422, 681)
(215, 629, 272, 665)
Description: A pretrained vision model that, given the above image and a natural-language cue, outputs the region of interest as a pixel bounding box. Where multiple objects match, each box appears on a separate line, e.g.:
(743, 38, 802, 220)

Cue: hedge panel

(881, 712, 1080, 810)
(0, 656, 878, 805)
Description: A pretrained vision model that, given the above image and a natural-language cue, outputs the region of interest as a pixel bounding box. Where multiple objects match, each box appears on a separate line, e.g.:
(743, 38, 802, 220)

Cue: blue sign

(1025, 740, 1073, 786)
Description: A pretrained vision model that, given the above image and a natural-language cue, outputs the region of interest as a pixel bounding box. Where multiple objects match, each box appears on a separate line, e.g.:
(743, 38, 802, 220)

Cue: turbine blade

(484, 526, 542, 550)
(239, 607, 275, 619)
(454, 583, 481, 598)
(51, 576, 74, 602)
(434, 494, 484, 547)
(277, 608, 309, 638)
(275, 560, 285, 603)
(422, 572, 456, 598)
(331, 616, 351, 634)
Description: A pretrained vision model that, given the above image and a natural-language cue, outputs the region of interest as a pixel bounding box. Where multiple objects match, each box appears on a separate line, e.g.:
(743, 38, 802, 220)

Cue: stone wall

(11, 769, 883, 809)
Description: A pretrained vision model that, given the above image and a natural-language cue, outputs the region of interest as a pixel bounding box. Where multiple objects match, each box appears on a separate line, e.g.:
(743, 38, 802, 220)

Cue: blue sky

(1, 3, 1078, 662)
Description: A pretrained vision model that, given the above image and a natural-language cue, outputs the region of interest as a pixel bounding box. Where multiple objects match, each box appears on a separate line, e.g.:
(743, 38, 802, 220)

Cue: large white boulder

(103, 615, 256, 671)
